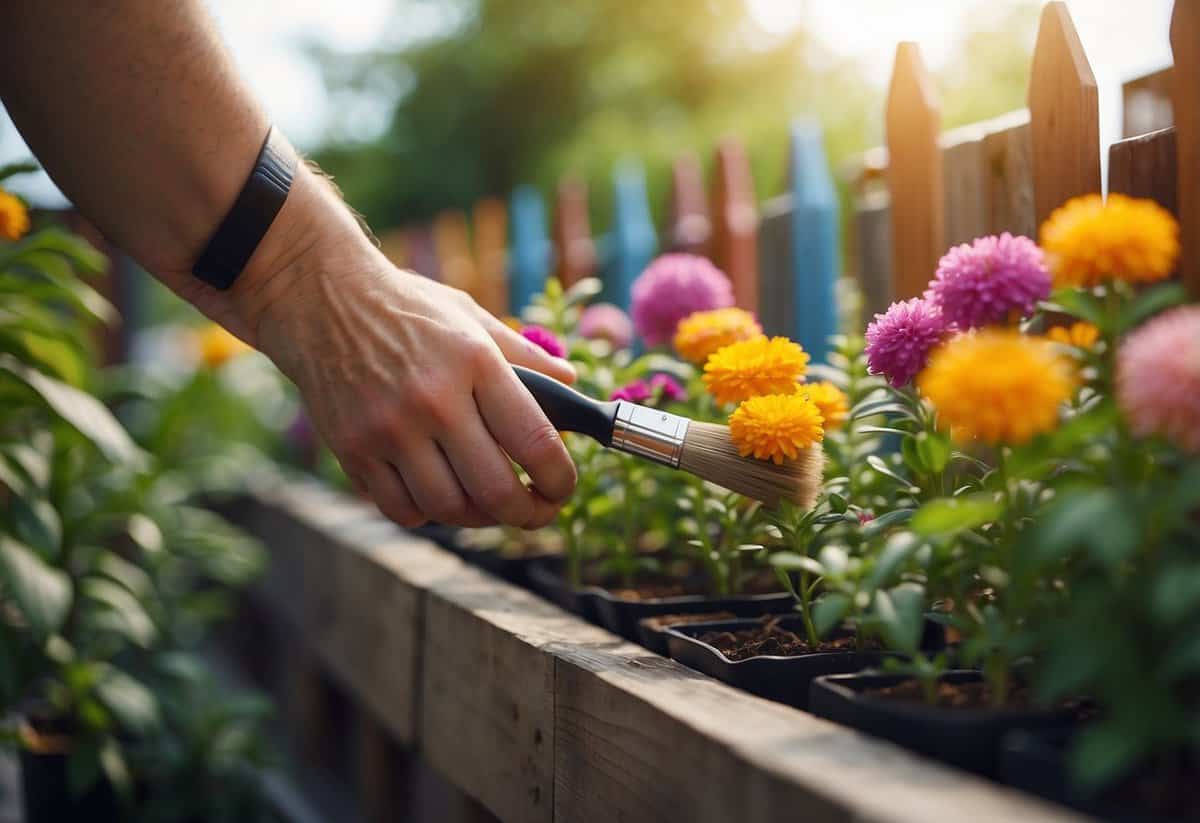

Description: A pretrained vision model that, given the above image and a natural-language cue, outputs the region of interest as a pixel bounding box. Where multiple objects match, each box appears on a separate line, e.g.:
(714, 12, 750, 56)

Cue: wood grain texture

(981, 110, 1036, 239)
(854, 189, 893, 321)
(1108, 127, 1178, 218)
(552, 178, 596, 289)
(711, 138, 759, 312)
(1122, 66, 1174, 139)
(940, 124, 988, 248)
(1028, 1, 1100, 227)
(886, 42, 945, 299)
(1172, 3, 1200, 298)
(668, 153, 711, 255)
(756, 196, 794, 338)
(473, 197, 509, 316)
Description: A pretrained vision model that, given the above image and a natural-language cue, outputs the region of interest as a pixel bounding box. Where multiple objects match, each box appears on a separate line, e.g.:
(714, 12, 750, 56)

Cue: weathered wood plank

(757, 196, 794, 338)
(982, 110, 1036, 239)
(1172, 4, 1200, 298)
(552, 641, 1086, 823)
(1122, 66, 1173, 139)
(1029, 1, 1100, 227)
(941, 123, 988, 247)
(854, 188, 892, 322)
(473, 197, 508, 317)
(711, 138, 759, 313)
(552, 177, 597, 289)
(668, 152, 711, 255)
(886, 42, 945, 299)
(1108, 127, 1178, 218)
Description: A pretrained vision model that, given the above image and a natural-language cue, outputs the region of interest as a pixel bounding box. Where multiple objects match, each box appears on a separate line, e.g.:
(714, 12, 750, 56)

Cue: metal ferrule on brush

(610, 401, 691, 468)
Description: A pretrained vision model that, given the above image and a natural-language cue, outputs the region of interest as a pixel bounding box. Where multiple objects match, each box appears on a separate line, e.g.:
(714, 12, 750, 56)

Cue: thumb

(479, 312, 577, 385)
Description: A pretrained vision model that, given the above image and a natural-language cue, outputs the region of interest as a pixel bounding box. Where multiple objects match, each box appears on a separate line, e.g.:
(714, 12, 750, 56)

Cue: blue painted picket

(508, 184, 552, 315)
(787, 119, 840, 364)
(605, 162, 657, 309)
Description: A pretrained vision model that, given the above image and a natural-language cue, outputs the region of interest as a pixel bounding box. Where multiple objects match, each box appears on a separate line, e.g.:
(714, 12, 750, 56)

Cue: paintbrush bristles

(678, 421, 824, 509)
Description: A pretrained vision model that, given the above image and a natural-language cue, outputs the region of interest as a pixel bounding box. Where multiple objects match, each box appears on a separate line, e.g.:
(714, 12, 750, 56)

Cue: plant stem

(798, 571, 819, 647)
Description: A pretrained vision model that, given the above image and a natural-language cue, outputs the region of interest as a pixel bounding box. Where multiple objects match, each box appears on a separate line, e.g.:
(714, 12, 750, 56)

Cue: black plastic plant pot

(20, 747, 119, 823)
(526, 558, 605, 623)
(408, 523, 464, 554)
(595, 589, 793, 646)
(664, 615, 887, 710)
(809, 670, 1077, 779)
(458, 547, 562, 588)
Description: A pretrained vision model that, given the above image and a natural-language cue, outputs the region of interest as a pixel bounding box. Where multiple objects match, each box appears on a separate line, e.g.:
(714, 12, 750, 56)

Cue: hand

(233, 170, 578, 529)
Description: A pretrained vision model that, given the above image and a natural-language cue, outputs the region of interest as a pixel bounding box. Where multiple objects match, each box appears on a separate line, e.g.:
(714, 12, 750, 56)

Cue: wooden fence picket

(1123, 67, 1174, 139)
(940, 124, 988, 248)
(981, 110, 1036, 239)
(668, 153, 711, 255)
(1108, 127, 1178, 218)
(787, 119, 839, 364)
(433, 210, 478, 298)
(852, 153, 892, 322)
(1171, 2, 1200, 298)
(756, 197, 792, 338)
(607, 162, 657, 309)
(509, 185, 551, 315)
(886, 41, 944, 299)
(552, 177, 597, 289)
(473, 197, 509, 317)
(711, 138, 759, 313)
(1029, 1, 1100, 228)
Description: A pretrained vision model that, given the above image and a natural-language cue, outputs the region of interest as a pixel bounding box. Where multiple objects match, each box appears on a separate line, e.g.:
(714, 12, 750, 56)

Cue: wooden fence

(380, 0, 1197, 345)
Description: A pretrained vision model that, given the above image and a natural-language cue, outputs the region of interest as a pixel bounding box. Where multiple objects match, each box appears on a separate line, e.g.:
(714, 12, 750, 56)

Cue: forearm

(0, 0, 362, 339)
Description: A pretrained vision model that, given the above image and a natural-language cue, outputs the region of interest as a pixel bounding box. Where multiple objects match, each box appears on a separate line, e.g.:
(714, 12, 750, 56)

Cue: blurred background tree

(311, 0, 1039, 233)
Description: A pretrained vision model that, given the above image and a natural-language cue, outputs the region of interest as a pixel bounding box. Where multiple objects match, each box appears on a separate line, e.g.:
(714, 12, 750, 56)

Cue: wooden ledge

(225, 477, 1088, 823)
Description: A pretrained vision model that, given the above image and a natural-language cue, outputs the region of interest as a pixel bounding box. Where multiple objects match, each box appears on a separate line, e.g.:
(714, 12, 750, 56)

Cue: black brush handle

(513, 365, 618, 446)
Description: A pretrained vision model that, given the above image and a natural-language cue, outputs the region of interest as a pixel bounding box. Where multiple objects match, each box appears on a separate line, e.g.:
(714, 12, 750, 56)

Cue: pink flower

(649, 373, 687, 403)
(578, 303, 634, 350)
(857, 510, 875, 525)
(521, 325, 566, 358)
(630, 253, 734, 347)
(865, 298, 950, 387)
(925, 233, 1051, 329)
(610, 380, 652, 403)
(1116, 305, 1200, 454)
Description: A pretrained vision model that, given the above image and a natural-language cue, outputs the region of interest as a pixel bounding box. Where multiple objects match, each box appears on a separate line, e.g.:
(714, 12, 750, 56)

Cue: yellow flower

(0, 188, 30, 241)
(917, 330, 1076, 445)
(799, 381, 849, 430)
(673, 307, 762, 364)
(702, 335, 809, 406)
(1046, 321, 1099, 350)
(196, 324, 252, 369)
(1040, 193, 1179, 287)
(729, 393, 825, 465)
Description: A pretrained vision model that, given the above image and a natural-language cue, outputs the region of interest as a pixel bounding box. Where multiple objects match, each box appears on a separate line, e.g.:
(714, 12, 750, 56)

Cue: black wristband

(192, 127, 297, 290)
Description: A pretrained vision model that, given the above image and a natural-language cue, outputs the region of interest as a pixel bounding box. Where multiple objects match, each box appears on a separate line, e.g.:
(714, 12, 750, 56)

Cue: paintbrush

(514, 366, 823, 508)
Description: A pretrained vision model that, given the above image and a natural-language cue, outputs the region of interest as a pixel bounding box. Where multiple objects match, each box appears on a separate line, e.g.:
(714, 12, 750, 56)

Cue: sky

(0, 0, 1177, 206)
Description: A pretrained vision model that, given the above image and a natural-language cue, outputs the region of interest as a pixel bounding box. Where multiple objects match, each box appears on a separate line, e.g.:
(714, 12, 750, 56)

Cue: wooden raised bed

(219, 477, 1088, 823)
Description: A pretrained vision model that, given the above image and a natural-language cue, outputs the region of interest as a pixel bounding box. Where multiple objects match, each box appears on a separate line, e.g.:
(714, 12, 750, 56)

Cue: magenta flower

(521, 325, 566, 358)
(865, 297, 949, 387)
(610, 380, 652, 403)
(925, 233, 1051, 329)
(1116, 305, 1200, 454)
(578, 303, 634, 350)
(649, 373, 687, 403)
(630, 253, 734, 347)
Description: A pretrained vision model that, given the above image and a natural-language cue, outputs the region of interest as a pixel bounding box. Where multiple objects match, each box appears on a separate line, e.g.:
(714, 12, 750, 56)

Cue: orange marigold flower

(1040, 193, 1179, 287)
(673, 307, 762, 364)
(196, 324, 252, 369)
(729, 393, 825, 465)
(799, 381, 849, 430)
(0, 188, 30, 241)
(702, 335, 809, 406)
(1046, 321, 1099, 350)
(917, 329, 1076, 445)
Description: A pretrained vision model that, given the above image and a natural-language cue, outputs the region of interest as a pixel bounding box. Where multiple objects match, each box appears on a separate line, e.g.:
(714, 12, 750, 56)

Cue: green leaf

(818, 544, 849, 577)
(1118, 281, 1189, 333)
(1151, 566, 1200, 625)
(0, 536, 71, 637)
(828, 493, 847, 514)
(850, 398, 916, 421)
(82, 578, 157, 647)
(910, 494, 1002, 537)
(1068, 724, 1149, 791)
(564, 277, 603, 306)
(769, 552, 824, 577)
(0, 160, 39, 182)
(864, 531, 921, 590)
(813, 592, 851, 637)
(873, 582, 924, 654)
(0, 355, 145, 466)
(67, 739, 104, 797)
(866, 455, 912, 488)
(11, 495, 62, 556)
(915, 431, 951, 475)
(94, 667, 160, 736)
(1043, 288, 1105, 328)
(1035, 489, 1139, 571)
(860, 508, 915, 539)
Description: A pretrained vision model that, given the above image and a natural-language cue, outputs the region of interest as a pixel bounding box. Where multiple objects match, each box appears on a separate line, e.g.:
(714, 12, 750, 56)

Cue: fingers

(477, 309, 576, 385)
(389, 439, 496, 528)
(358, 459, 425, 528)
(474, 363, 578, 504)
